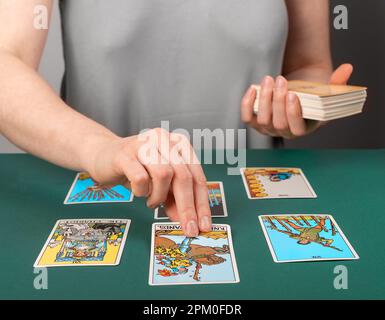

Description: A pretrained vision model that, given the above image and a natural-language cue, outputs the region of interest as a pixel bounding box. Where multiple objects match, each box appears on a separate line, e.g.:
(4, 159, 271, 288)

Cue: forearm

(284, 64, 333, 83)
(0, 50, 118, 171)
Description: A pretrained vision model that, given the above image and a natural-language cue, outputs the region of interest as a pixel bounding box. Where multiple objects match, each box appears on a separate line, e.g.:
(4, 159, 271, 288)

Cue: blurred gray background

(0, 0, 384, 152)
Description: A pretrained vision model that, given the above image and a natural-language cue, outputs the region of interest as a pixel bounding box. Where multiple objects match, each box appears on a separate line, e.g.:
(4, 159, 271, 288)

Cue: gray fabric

(59, 0, 288, 148)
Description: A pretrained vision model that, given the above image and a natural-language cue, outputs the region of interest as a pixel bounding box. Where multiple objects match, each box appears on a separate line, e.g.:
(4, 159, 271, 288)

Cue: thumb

(329, 63, 353, 85)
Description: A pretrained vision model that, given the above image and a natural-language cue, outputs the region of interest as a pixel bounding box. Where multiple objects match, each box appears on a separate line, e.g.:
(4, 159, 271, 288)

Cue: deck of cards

(32, 167, 359, 286)
(253, 80, 367, 121)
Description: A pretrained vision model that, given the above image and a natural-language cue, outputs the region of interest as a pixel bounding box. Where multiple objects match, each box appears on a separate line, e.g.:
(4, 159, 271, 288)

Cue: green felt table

(0, 149, 384, 300)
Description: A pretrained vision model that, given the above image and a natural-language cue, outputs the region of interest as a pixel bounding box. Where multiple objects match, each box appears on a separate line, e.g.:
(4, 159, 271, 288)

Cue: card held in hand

(253, 80, 367, 121)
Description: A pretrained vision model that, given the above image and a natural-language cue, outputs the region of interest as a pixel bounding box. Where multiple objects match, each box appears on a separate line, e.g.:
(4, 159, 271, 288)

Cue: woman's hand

(84, 128, 211, 237)
(241, 64, 354, 139)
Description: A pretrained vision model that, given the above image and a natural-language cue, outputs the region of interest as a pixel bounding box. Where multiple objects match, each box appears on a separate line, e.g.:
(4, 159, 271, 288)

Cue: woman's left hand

(241, 64, 353, 139)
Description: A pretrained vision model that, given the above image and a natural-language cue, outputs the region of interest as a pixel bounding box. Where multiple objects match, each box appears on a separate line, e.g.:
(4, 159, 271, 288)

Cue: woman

(0, 0, 352, 236)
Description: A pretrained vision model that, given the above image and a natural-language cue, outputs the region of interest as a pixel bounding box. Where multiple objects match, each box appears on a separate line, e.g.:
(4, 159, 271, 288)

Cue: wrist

(80, 132, 123, 176)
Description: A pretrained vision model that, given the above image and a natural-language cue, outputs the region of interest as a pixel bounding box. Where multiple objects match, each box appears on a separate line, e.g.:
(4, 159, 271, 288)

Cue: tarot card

(154, 181, 228, 219)
(149, 223, 239, 285)
(286, 80, 367, 97)
(154, 204, 168, 220)
(34, 219, 131, 267)
(241, 167, 316, 199)
(259, 214, 359, 263)
(64, 172, 133, 204)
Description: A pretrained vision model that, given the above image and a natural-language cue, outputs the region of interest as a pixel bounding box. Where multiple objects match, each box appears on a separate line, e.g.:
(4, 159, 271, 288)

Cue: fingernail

(275, 76, 286, 88)
(262, 76, 271, 86)
(200, 216, 211, 231)
(186, 220, 199, 237)
(288, 92, 297, 104)
(246, 86, 254, 97)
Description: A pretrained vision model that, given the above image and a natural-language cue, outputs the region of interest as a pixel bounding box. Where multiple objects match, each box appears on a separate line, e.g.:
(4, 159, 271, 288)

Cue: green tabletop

(0, 149, 384, 300)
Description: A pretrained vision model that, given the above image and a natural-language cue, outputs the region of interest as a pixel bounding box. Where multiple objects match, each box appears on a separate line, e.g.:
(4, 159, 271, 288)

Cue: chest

(60, 0, 288, 54)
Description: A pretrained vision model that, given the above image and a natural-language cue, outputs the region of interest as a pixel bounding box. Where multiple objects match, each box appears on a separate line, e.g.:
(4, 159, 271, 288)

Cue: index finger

(171, 159, 199, 237)
(173, 134, 212, 232)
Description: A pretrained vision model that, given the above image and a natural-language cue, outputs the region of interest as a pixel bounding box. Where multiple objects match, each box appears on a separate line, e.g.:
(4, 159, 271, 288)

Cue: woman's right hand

(84, 128, 211, 237)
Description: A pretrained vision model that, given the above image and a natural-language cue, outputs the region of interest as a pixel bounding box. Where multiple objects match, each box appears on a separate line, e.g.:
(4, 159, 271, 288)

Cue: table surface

(0, 149, 384, 300)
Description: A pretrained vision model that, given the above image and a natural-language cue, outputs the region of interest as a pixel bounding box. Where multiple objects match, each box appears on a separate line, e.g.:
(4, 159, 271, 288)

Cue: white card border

(64, 172, 134, 205)
(33, 218, 131, 267)
(258, 214, 359, 263)
(240, 167, 317, 200)
(215, 181, 228, 218)
(148, 222, 240, 285)
(153, 181, 228, 220)
(153, 207, 168, 220)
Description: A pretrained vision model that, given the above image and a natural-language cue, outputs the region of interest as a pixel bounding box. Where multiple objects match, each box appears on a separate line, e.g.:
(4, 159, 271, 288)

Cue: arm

(0, 0, 211, 236)
(241, 0, 353, 139)
(283, 0, 333, 82)
(0, 0, 115, 171)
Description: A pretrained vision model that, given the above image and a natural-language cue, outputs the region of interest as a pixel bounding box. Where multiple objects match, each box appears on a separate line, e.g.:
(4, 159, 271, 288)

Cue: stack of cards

(149, 223, 239, 285)
(253, 80, 367, 121)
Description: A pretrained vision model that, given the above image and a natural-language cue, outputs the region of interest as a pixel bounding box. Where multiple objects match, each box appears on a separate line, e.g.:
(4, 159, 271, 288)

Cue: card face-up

(149, 223, 239, 285)
(241, 168, 316, 199)
(34, 219, 131, 267)
(259, 215, 359, 263)
(154, 182, 228, 219)
(64, 172, 133, 204)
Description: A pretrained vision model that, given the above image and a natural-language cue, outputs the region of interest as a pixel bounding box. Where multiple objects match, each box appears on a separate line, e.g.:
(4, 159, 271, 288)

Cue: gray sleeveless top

(59, 0, 288, 148)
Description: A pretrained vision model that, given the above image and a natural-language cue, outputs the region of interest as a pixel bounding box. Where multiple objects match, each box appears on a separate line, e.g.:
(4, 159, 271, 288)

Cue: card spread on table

(241, 167, 316, 199)
(259, 214, 359, 263)
(154, 181, 228, 219)
(64, 172, 133, 204)
(34, 219, 131, 267)
(149, 223, 239, 285)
